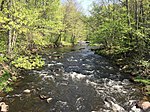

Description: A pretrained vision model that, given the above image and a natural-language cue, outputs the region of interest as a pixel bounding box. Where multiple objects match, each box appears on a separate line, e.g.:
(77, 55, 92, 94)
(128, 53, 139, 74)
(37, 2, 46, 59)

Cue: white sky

(61, 0, 95, 15)
(78, 0, 94, 14)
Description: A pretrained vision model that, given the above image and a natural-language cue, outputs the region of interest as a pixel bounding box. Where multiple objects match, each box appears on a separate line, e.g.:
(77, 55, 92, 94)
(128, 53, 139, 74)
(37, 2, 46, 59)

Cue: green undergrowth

(0, 70, 15, 93)
(61, 41, 72, 46)
(146, 86, 150, 95)
(0, 56, 16, 93)
(0, 53, 45, 93)
(134, 77, 150, 85)
(94, 47, 150, 95)
(0, 55, 8, 63)
(0, 54, 45, 93)
(12, 55, 45, 70)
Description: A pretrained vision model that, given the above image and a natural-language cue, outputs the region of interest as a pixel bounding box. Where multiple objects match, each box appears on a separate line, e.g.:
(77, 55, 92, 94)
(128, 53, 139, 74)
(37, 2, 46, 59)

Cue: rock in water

(111, 102, 126, 112)
(39, 95, 49, 100)
(104, 97, 126, 112)
(140, 101, 150, 110)
(130, 106, 142, 112)
(23, 89, 31, 94)
(46, 98, 53, 103)
(0, 102, 9, 112)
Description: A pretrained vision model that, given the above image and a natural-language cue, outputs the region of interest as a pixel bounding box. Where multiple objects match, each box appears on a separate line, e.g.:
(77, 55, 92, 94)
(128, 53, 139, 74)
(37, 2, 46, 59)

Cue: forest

(0, 0, 87, 91)
(0, 0, 150, 111)
(87, 0, 150, 93)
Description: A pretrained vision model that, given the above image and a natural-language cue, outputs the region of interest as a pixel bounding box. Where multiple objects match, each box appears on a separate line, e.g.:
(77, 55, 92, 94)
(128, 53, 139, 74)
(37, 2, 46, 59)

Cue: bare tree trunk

(7, 0, 13, 55)
(8, 28, 12, 55)
(134, 0, 139, 45)
(12, 29, 17, 50)
(126, 0, 130, 27)
(139, 0, 144, 30)
(135, 0, 139, 30)
(71, 33, 75, 46)
(54, 33, 61, 46)
(126, 0, 132, 42)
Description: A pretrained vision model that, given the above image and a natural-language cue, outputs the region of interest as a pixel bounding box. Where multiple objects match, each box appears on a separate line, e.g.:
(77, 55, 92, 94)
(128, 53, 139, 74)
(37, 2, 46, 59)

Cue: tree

(62, 0, 87, 45)
(86, 0, 150, 80)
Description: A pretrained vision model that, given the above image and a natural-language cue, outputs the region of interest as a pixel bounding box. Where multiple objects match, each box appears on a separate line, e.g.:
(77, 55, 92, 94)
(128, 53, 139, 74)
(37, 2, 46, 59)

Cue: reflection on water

(4, 43, 144, 112)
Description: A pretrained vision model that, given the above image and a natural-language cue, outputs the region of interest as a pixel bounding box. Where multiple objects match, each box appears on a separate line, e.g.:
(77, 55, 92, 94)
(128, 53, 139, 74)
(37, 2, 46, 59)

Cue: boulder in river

(46, 98, 53, 103)
(104, 97, 126, 112)
(48, 56, 52, 59)
(131, 106, 142, 112)
(39, 95, 49, 100)
(23, 89, 31, 94)
(137, 101, 150, 111)
(0, 102, 9, 112)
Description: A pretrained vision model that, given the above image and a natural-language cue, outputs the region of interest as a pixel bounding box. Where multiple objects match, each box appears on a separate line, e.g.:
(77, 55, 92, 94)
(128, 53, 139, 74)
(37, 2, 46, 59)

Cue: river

(4, 43, 145, 112)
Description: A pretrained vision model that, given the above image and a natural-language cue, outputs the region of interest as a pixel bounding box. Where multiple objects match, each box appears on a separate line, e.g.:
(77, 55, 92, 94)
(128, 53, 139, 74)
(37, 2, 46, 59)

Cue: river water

(4, 43, 145, 112)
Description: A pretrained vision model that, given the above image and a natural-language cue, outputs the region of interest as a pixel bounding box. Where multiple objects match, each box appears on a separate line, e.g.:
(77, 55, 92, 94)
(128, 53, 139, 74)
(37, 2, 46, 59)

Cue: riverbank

(0, 41, 74, 93)
(2, 43, 149, 111)
(0, 62, 17, 93)
(92, 47, 150, 96)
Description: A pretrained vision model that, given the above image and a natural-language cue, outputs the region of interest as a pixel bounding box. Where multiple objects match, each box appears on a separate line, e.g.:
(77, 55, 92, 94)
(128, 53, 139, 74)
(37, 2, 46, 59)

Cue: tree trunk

(54, 33, 61, 46)
(126, 0, 130, 26)
(8, 28, 12, 55)
(71, 33, 75, 46)
(126, 0, 132, 42)
(7, 0, 13, 56)
(134, 0, 139, 45)
(135, 0, 139, 30)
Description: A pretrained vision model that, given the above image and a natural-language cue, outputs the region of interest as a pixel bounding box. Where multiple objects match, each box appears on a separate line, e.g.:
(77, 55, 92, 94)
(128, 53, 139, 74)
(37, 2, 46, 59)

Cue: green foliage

(134, 78, 150, 95)
(62, 0, 87, 44)
(61, 41, 72, 46)
(134, 77, 150, 85)
(87, 0, 150, 55)
(0, 56, 7, 63)
(5, 86, 13, 93)
(140, 60, 150, 68)
(87, 0, 150, 95)
(32, 31, 49, 46)
(0, 0, 87, 57)
(0, 0, 87, 93)
(145, 85, 150, 95)
(0, 70, 11, 92)
(12, 55, 45, 70)
(0, 34, 7, 53)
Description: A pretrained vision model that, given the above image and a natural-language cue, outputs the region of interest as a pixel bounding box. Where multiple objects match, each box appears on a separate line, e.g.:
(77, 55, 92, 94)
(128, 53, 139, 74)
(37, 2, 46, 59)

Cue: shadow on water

(3, 43, 144, 112)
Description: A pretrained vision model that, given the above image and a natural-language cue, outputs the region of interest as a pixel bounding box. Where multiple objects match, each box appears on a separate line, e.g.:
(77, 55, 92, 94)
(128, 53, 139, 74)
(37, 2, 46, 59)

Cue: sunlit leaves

(12, 55, 45, 70)
(32, 31, 48, 46)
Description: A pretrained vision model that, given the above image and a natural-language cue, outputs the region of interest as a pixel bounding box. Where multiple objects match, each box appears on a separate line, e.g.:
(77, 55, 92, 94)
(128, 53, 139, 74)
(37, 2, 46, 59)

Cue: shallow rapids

(4, 43, 144, 112)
